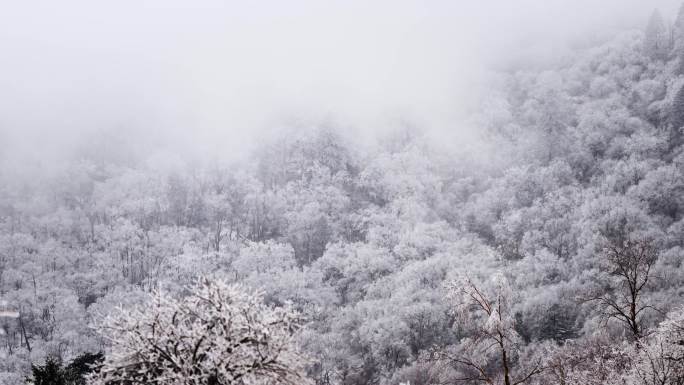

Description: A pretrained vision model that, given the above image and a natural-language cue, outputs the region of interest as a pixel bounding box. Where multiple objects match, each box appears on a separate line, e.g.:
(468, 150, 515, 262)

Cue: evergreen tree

(671, 84, 684, 148)
(63, 353, 104, 385)
(26, 353, 103, 385)
(674, 4, 684, 74)
(676, 48, 684, 75)
(644, 9, 669, 60)
(674, 3, 684, 49)
(28, 358, 65, 385)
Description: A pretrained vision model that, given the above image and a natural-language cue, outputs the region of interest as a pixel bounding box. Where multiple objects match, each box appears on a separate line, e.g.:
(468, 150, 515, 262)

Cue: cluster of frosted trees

(3, 4, 684, 385)
(89, 279, 309, 385)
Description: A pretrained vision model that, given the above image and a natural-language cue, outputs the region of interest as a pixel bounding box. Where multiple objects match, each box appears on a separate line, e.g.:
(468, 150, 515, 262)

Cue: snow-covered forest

(3, 2, 684, 385)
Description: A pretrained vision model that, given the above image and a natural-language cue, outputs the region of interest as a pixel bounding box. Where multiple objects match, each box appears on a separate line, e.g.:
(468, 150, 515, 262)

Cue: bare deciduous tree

(588, 237, 659, 340)
(435, 273, 545, 385)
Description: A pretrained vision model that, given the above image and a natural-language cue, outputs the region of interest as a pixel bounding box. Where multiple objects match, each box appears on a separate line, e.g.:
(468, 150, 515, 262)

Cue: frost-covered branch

(88, 277, 311, 385)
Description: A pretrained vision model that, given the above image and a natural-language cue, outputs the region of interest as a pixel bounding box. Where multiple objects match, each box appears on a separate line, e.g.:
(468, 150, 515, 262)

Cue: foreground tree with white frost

(434, 272, 545, 385)
(88, 278, 310, 385)
(588, 235, 659, 340)
(630, 307, 684, 385)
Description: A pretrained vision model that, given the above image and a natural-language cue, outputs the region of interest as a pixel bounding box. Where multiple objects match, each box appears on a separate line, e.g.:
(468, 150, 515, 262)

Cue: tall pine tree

(674, 3, 684, 47)
(674, 4, 684, 73)
(669, 83, 684, 149)
(644, 9, 669, 61)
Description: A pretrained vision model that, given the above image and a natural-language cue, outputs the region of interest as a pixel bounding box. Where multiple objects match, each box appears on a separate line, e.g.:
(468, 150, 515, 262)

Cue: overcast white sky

(0, 0, 681, 164)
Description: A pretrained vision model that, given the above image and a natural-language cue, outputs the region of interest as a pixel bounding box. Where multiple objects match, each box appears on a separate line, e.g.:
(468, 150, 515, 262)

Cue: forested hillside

(3, 7, 684, 385)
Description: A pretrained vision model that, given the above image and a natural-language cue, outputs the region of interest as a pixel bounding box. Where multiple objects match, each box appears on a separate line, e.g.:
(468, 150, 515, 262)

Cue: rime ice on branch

(89, 278, 310, 385)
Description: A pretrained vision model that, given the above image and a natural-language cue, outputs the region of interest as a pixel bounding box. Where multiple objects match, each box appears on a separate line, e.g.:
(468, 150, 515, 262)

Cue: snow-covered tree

(436, 272, 545, 385)
(674, 3, 684, 55)
(670, 84, 684, 148)
(544, 334, 632, 385)
(89, 278, 311, 385)
(644, 10, 669, 61)
(587, 236, 659, 340)
(629, 307, 684, 385)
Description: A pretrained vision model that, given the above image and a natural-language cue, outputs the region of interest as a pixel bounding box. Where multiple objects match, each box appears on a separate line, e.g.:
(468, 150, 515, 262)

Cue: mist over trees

(3, 3, 684, 385)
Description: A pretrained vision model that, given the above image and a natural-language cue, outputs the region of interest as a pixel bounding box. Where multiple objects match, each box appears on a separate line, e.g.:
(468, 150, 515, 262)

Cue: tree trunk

(19, 312, 31, 352)
(499, 334, 511, 385)
(502, 347, 511, 385)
